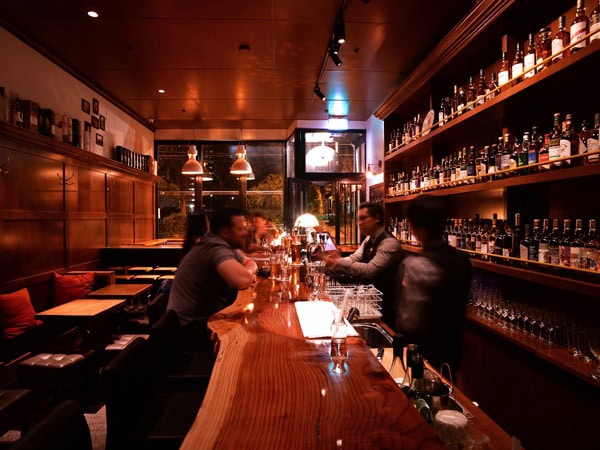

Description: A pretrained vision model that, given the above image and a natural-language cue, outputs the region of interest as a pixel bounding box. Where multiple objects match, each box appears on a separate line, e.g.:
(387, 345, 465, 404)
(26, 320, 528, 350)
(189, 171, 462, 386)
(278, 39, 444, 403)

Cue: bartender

(324, 202, 402, 327)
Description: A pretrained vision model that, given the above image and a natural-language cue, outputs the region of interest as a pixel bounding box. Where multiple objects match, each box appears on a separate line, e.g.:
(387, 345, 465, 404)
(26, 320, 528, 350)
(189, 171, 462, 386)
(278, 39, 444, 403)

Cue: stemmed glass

(585, 328, 600, 381)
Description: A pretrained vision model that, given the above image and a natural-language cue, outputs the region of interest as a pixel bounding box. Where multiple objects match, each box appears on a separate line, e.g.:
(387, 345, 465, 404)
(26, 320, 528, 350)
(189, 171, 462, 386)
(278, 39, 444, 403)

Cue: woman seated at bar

(167, 208, 258, 350)
(181, 212, 210, 257)
(244, 210, 275, 254)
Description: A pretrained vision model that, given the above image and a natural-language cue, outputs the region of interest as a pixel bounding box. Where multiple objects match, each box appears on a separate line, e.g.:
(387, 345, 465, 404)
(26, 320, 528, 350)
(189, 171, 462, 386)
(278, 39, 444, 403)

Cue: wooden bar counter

(181, 278, 512, 449)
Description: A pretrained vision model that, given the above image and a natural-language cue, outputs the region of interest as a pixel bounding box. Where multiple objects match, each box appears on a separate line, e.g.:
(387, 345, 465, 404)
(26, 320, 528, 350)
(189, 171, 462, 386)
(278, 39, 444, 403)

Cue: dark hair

(211, 207, 246, 233)
(406, 194, 447, 236)
(251, 211, 268, 220)
(359, 202, 384, 225)
(182, 212, 209, 256)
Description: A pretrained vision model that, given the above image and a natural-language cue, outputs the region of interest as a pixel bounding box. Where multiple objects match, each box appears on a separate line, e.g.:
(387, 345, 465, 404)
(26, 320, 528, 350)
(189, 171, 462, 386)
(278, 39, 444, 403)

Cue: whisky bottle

(498, 52, 510, 88)
(512, 213, 522, 260)
(13, 98, 24, 127)
(549, 113, 562, 168)
(559, 218, 572, 267)
(570, 219, 585, 268)
(538, 218, 551, 263)
(552, 16, 570, 63)
(548, 219, 562, 266)
(501, 132, 512, 172)
(539, 133, 551, 171)
(467, 146, 476, 177)
(479, 146, 489, 176)
(529, 218, 541, 262)
(583, 219, 599, 271)
(570, 0, 590, 53)
(477, 69, 487, 105)
(587, 113, 600, 164)
(451, 85, 459, 116)
(561, 113, 579, 166)
(536, 28, 553, 72)
(520, 223, 532, 264)
(488, 144, 497, 175)
(487, 72, 499, 101)
(438, 99, 446, 126)
(511, 44, 524, 84)
(457, 87, 466, 115)
(494, 220, 506, 262)
(460, 148, 468, 180)
(488, 214, 498, 258)
(591, 0, 600, 42)
(480, 219, 489, 259)
(521, 132, 532, 173)
(524, 33, 537, 79)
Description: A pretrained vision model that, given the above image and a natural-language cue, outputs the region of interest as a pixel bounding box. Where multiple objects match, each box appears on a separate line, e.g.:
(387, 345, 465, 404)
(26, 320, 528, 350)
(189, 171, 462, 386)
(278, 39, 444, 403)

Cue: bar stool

(151, 266, 177, 275)
(126, 266, 153, 275)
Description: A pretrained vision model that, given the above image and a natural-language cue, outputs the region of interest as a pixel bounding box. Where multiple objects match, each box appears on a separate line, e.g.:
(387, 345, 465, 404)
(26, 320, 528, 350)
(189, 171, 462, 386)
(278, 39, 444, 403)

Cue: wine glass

(585, 328, 600, 381)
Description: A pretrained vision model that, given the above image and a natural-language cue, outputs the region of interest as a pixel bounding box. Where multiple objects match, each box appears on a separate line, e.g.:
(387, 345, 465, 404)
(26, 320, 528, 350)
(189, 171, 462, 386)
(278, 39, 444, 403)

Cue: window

(156, 141, 284, 238)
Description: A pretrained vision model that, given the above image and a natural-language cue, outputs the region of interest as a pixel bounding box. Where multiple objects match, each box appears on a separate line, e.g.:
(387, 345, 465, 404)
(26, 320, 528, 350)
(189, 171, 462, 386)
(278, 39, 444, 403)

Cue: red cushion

(53, 272, 96, 306)
(0, 288, 42, 338)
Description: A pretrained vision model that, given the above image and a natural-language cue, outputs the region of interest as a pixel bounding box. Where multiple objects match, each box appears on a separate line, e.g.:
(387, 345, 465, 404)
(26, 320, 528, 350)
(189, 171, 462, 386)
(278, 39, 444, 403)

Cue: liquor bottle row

(386, 111, 600, 198)
(390, 213, 600, 276)
(0, 87, 94, 150)
(386, 0, 600, 155)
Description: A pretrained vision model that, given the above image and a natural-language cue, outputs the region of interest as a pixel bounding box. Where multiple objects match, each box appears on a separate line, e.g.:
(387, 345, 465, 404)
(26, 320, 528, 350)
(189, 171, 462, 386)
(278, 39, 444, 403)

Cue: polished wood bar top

(87, 283, 152, 299)
(36, 299, 126, 318)
(181, 278, 444, 450)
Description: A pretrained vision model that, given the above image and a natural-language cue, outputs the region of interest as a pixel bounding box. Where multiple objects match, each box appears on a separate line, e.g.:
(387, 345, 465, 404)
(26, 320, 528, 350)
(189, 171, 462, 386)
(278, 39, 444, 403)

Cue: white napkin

(294, 301, 358, 338)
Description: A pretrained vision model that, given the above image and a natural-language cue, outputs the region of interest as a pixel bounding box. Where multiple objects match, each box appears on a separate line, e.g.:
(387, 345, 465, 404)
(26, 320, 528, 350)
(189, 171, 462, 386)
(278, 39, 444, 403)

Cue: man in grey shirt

(324, 202, 403, 327)
(167, 208, 258, 348)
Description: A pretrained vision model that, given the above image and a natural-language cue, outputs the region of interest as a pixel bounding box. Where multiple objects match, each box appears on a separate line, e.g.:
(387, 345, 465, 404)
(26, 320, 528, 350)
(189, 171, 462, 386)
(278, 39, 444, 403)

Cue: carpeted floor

(0, 405, 106, 450)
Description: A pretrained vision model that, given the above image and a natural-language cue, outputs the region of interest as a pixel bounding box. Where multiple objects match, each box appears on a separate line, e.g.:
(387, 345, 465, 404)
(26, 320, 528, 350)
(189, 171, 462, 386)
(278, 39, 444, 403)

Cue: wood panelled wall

(0, 122, 156, 309)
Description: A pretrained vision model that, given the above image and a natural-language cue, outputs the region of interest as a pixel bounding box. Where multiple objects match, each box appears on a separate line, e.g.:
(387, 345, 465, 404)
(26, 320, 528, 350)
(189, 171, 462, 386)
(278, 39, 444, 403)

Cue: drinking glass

(269, 253, 281, 280)
(331, 312, 348, 374)
(585, 328, 600, 381)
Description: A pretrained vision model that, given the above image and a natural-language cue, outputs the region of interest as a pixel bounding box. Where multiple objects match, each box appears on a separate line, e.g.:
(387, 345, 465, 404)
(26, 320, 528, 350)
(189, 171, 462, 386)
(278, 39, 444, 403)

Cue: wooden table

(87, 283, 153, 305)
(36, 299, 126, 349)
(181, 279, 445, 449)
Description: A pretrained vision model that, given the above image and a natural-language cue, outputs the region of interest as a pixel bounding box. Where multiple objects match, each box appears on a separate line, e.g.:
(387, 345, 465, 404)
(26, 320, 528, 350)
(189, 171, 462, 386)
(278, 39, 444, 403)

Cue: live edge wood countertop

(180, 278, 443, 450)
(181, 278, 512, 449)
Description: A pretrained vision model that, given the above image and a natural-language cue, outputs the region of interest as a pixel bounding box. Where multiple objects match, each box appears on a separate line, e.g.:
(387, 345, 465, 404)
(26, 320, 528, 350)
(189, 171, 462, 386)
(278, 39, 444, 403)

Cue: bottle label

(587, 137, 599, 162)
(570, 247, 583, 268)
(559, 138, 571, 164)
(500, 154, 511, 170)
(551, 38, 564, 59)
(549, 247, 560, 265)
(480, 242, 488, 254)
(528, 149, 538, 164)
(538, 243, 549, 263)
(591, 17, 600, 42)
(498, 70, 510, 86)
(512, 63, 523, 79)
(524, 54, 536, 77)
(488, 240, 495, 254)
(559, 245, 571, 266)
(584, 249, 598, 270)
(570, 22, 588, 50)
(549, 140, 561, 164)
(520, 244, 528, 260)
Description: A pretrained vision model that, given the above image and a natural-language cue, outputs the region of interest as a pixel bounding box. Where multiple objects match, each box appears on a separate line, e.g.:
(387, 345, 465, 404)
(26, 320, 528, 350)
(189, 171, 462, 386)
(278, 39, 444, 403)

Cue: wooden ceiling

(0, 0, 474, 130)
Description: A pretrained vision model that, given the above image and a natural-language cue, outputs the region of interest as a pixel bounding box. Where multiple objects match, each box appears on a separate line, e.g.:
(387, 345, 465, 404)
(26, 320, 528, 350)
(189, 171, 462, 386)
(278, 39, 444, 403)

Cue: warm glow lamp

(230, 145, 253, 175)
(181, 145, 204, 175)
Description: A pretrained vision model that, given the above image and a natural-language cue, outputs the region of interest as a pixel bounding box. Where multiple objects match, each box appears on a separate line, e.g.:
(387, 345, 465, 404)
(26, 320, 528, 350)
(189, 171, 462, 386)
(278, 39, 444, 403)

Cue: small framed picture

(81, 99, 90, 114)
(91, 115, 99, 129)
(92, 98, 99, 115)
(99, 115, 105, 131)
(96, 133, 104, 146)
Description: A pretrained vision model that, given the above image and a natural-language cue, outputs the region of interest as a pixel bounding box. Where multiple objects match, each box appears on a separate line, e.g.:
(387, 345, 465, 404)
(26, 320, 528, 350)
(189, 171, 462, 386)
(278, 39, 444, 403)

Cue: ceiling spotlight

(328, 50, 342, 66)
(87, 10, 99, 18)
(158, 89, 166, 94)
(314, 85, 326, 101)
(330, 42, 341, 55)
(334, 18, 346, 44)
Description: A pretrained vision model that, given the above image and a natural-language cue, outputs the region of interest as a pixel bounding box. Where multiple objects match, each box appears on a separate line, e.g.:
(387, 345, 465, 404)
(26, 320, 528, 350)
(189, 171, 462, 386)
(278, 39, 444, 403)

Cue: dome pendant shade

(230, 145, 253, 175)
(181, 145, 204, 175)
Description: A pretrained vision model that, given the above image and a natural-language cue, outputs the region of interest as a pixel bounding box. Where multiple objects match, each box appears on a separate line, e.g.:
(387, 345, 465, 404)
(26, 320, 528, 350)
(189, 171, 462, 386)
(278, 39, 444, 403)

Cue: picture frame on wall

(369, 183, 384, 204)
(92, 98, 99, 115)
(91, 115, 99, 129)
(96, 133, 103, 146)
(99, 115, 105, 131)
(81, 99, 90, 114)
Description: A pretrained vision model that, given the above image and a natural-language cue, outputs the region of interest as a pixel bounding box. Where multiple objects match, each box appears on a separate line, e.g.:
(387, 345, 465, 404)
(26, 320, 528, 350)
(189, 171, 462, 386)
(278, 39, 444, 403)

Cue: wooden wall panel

(107, 217, 134, 247)
(67, 219, 106, 266)
(107, 174, 133, 213)
(65, 164, 106, 213)
(134, 182, 154, 214)
(135, 218, 155, 242)
(0, 219, 64, 283)
(0, 148, 63, 212)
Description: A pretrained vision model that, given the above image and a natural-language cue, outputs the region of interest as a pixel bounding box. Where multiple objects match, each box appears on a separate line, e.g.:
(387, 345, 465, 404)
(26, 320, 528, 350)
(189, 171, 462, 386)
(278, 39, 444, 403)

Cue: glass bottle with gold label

(524, 33, 537, 78)
(511, 44, 524, 84)
(591, 0, 600, 42)
(536, 28, 552, 72)
(552, 16, 570, 63)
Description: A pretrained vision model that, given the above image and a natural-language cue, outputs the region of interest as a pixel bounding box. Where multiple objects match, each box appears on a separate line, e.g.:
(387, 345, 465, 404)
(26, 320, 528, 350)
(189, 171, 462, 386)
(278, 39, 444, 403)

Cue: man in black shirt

(395, 194, 472, 373)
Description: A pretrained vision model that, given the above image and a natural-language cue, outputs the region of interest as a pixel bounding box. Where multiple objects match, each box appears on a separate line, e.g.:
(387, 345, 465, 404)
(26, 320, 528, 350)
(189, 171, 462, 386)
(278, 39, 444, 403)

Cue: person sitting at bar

(167, 207, 258, 350)
(244, 210, 275, 254)
(395, 194, 472, 374)
(323, 202, 402, 328)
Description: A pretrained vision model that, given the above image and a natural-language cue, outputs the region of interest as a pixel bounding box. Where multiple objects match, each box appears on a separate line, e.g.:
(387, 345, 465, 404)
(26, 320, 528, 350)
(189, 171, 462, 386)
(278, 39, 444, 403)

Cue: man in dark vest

(324, 202, 403, 328)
